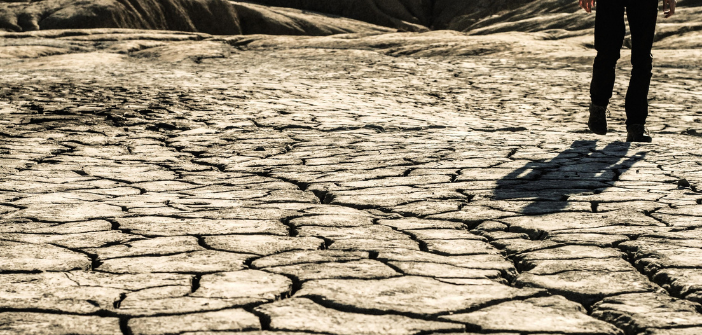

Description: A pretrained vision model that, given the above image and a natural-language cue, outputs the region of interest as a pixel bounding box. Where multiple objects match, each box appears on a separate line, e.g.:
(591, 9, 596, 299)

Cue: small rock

(678, 178, 691, 188)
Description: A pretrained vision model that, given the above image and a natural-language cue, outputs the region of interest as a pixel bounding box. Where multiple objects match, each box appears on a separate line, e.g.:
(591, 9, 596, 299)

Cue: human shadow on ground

(494, 140, 647, 214)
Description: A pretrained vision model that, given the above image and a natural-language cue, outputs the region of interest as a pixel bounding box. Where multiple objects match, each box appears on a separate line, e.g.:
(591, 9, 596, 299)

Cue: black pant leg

(625, 0, 659, 125)
(590, 0, 627, 107)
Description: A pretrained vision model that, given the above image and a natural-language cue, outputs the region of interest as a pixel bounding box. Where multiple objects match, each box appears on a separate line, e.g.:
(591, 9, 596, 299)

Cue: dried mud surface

(1, 30, 702, 335)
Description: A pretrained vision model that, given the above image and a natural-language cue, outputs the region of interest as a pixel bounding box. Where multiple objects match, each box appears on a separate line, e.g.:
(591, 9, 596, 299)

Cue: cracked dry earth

(2, 33, 702, 335)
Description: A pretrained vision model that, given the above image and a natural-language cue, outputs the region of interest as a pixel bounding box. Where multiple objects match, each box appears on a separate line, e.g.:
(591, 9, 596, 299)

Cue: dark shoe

(626, 124, 653, 142)
(588, 103, 609, 135)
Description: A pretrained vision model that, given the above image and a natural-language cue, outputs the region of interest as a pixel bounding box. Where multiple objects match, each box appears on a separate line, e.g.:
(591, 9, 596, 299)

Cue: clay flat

(1, 3, 702, 334)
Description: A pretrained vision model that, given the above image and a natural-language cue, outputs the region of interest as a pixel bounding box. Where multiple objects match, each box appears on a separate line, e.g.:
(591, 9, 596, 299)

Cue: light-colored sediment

(0, 28, 701, 335)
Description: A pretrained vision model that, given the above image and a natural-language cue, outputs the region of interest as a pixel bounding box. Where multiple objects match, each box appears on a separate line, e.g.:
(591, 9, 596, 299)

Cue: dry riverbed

(1, 29, 702, 335)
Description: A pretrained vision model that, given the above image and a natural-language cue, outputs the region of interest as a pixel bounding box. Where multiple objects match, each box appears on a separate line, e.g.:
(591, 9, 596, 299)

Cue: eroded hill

(4, 0, 701, 36)
(1, 0, 701, 52)
(0, 0, 394, 35)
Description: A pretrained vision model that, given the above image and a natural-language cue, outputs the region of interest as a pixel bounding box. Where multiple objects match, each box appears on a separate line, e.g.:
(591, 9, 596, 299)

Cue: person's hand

(579, 0, 596, 13)
(663, 0, 676, 18)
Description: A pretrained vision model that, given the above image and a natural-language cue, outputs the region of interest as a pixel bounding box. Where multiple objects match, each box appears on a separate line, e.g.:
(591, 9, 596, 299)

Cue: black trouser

(590, 0, 658, 125)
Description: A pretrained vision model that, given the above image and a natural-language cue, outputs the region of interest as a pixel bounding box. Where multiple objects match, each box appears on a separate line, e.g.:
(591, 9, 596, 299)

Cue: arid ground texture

(1, 0, 702, 334)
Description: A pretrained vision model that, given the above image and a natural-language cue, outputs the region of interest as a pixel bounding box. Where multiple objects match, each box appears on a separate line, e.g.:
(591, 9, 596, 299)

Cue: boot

(626, 124, 653, 142)
(588, 103, 609, 135)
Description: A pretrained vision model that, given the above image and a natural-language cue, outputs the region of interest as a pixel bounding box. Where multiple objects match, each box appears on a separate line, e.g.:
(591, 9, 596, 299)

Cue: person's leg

(590, 0, 627, 108)
(625, 0, 659, 126)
